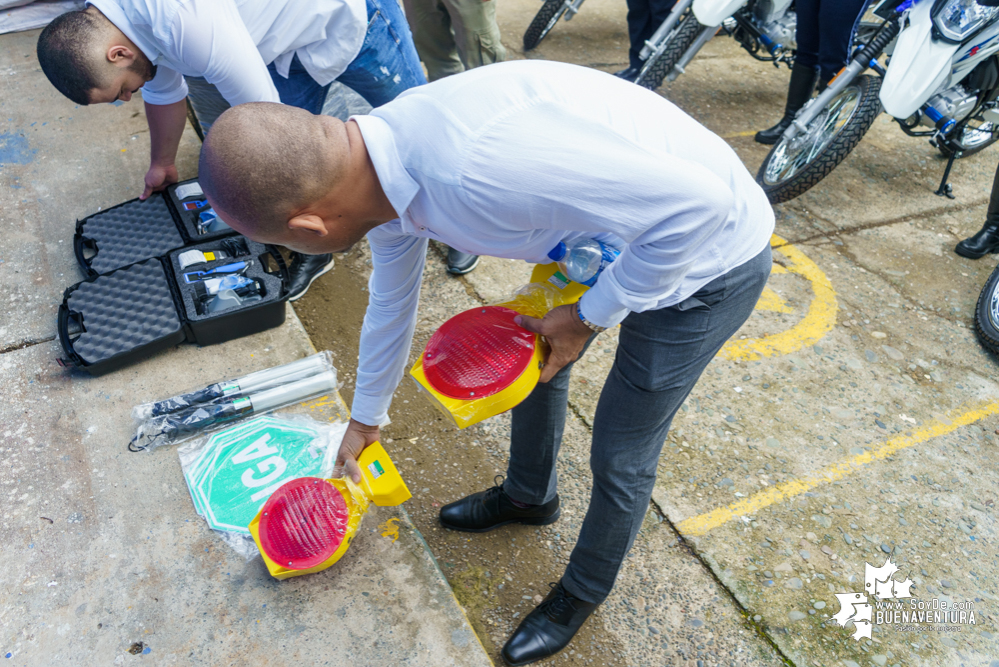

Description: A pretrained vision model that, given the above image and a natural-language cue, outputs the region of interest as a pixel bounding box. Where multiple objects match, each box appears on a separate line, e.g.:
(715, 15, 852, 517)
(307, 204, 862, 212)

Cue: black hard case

(60, 182, 289, 376)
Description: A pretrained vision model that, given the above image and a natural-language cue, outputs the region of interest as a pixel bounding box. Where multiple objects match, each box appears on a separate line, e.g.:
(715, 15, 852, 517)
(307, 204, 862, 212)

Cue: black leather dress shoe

(446, 247, 480, 275)
(286, 253, 335, 301)
(502, 581, 599, 666)
(439, 478, 559, 532)
(612, 66, 640, 81)
(956, 223, 999, 259)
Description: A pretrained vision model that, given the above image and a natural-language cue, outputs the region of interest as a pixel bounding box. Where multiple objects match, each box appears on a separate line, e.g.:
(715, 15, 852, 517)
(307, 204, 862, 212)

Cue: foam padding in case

(75, 193, 185, 276)
(64, 259, 184, 369)
(166, 180, 235, 242)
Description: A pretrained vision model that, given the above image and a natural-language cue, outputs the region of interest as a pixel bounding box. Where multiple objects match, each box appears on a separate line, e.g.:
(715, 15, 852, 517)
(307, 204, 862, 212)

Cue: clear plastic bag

(130, 352, 338, 452)
(178, 414, 349, 559)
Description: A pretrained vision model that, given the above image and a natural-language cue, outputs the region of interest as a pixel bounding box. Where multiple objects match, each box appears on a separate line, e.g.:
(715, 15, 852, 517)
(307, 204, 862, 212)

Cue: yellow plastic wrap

(410, 263, 589, 429)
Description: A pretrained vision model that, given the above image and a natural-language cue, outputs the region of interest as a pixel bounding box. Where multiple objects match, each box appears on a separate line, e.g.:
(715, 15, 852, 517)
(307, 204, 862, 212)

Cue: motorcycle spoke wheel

(635, 14, 701, 91)
(756, 74, 882, 204)
(764, 87, 860, 185)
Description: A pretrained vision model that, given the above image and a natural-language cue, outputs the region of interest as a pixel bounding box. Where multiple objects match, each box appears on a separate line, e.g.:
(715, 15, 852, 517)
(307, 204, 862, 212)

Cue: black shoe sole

(755, 133, 780, 145)
(440, 507, 560, 533)
(954, 244, 999, 260)
(287, 257, 336, 302)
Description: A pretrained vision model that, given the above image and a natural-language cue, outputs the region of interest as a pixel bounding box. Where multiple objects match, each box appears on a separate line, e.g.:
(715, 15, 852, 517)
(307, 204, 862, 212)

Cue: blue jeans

(268, 0, 427, 111)
(186, 0, 425, 130)
(504, 245, 773, 604)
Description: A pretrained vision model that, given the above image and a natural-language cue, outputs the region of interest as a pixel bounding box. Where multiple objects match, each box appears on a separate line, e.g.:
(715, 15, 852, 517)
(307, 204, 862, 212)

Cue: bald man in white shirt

(37, 0, 427, 299)
(197, 60, 774, 665)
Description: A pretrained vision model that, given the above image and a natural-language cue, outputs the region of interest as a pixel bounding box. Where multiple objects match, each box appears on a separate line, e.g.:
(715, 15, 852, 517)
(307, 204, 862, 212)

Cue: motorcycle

(522, 0, 588, 50)
(758, 0, 999, 203)
(634, 0, 800, 91)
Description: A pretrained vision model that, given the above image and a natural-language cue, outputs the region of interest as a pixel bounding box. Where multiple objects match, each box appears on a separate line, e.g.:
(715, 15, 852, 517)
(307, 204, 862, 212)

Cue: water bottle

(547, 239, 620, 287)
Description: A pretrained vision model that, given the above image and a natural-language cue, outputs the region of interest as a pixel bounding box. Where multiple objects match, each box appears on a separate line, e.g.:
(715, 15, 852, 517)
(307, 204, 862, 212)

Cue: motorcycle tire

(937, 120, 999, 159)
(635, 14, 701, 91)
(523, 0, 567, 51)
(757, 74, 882, 205)
(975, 263, 999, 357)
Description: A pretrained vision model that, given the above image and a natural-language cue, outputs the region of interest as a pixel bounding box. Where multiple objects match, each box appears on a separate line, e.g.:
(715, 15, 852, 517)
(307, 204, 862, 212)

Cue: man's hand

(140, 162, 179, 200)
(515, 303, 594, 383)
(335, 418, 381, 483)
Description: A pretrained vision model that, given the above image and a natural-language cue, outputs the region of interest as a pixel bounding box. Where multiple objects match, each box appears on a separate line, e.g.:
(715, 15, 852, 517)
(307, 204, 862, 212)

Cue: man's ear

(288, 214, 328, 236)
(107, 44, 136, 68)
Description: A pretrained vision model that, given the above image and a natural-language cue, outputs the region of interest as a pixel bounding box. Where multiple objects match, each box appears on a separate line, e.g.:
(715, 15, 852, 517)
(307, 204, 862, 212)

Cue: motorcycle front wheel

(635, 14, 701, 91)
(974, 263, 999, 356)
(937, 118, 999, 158)
(756, 74, 882, 204)
(523, 0, 567, 50)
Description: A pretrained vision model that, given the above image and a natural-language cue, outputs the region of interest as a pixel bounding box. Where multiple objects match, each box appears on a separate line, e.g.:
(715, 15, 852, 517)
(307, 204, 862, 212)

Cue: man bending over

(198, 60, 774, 665)
(37, 0, 425, 299)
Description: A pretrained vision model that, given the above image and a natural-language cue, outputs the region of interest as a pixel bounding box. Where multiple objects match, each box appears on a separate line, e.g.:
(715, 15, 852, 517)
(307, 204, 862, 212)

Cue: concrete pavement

(0, 28, 490, 666)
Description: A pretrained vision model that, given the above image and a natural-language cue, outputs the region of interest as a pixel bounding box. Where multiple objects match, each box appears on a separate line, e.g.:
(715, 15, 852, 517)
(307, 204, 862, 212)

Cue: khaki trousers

(402, 0, 507, 81)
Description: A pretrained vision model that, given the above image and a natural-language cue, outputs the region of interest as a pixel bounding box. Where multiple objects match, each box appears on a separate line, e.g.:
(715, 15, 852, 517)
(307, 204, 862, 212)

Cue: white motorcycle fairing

(879, 0, 959, 119)
(693, 0, 747, 27)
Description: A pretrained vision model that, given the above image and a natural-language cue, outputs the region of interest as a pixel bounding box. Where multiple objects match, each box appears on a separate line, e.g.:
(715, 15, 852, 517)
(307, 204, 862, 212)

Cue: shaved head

(199, 103, 348, 236)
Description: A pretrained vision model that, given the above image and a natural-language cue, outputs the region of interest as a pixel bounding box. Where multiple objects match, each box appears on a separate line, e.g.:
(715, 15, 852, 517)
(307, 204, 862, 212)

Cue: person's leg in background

(616, 0, 676, 81)
(501, 246, 772, 665)
(956, 160, 999, 258)
(443, 0, 507, 73)
(401, 0, 504, 272)
(402, 0, 465, 81)
(756, 0, 868, 144)
(815, 0, 870, 86)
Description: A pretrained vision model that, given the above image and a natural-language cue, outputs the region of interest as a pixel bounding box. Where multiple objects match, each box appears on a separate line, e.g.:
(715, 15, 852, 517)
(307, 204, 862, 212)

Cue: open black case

(60, 179, 290, 375)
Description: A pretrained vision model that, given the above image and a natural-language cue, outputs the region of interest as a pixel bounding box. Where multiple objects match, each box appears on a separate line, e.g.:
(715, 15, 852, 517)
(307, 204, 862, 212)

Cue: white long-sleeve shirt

(89, 0, 367, 106)
(350, 60, 774, 426)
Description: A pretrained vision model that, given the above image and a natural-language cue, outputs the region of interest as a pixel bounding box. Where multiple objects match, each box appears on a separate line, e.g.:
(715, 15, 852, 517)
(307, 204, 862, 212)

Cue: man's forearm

(145, 99, 189, 167)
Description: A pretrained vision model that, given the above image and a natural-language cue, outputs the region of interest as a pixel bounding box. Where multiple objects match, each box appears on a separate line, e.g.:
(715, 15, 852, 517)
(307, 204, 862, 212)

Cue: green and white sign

(182, 416, 329, 534)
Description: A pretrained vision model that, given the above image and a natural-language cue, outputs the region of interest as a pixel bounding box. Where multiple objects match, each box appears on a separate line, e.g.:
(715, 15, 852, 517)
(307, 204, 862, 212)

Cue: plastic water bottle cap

(547, 242, 567, 262)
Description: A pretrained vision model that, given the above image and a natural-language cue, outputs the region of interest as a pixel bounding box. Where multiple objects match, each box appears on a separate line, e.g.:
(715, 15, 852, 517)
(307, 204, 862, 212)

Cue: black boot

(502, 581, 599, 666)
(755, 63, 820, 145)
(956, 163, 999, 258)
(439, 477, 560, 532)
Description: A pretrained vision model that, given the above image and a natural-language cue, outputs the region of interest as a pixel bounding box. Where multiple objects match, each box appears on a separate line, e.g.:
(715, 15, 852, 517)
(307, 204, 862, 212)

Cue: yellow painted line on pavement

(676, 399, 999, 537)
(720, 235, 838, 361)
(722, 130, 759, 139)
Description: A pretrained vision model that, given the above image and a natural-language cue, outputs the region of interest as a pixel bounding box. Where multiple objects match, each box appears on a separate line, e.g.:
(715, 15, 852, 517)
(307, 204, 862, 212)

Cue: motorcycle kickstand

(933, 148, 961, 199)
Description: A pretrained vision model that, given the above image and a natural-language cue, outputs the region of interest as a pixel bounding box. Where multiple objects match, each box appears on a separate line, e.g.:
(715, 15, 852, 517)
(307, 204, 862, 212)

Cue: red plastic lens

(422, 306, 536, 400)
(257, 477, 350, 570)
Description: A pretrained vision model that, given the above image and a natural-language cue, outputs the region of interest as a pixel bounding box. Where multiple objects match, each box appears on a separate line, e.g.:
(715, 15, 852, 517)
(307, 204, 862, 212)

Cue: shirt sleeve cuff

(139, 80, 189, 106)
(350, 392, 392, 429)
(578, 288, 630, 330)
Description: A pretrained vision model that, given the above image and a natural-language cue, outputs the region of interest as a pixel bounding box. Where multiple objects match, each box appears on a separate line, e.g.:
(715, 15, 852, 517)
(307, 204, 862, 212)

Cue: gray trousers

(504, 245, 772, 604)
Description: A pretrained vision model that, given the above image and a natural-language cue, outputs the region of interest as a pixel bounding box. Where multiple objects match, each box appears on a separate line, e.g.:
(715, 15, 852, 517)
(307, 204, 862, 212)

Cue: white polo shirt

(350, 60, 775, 426)
(88, 0, 367, 106)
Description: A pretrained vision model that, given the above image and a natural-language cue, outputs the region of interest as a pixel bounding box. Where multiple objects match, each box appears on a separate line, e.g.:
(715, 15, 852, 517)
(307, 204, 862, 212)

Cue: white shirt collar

(350, 115, 420, 219)
(87, 0, 162, 62)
